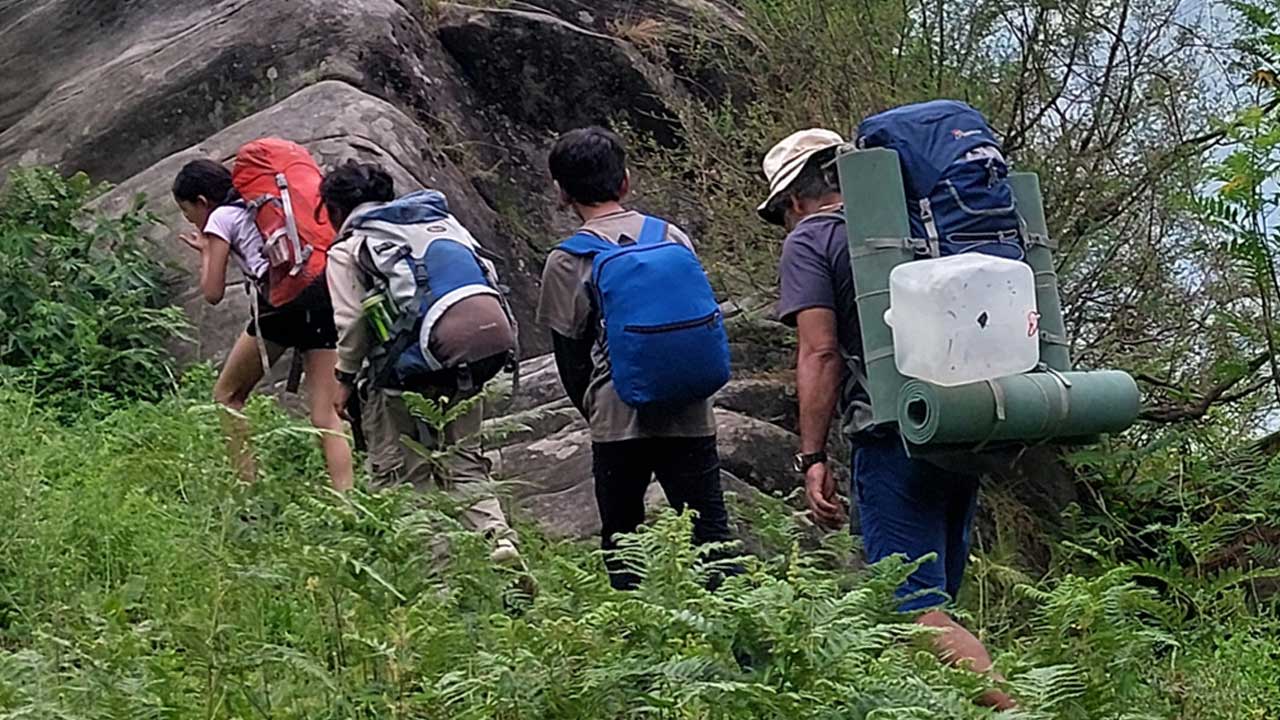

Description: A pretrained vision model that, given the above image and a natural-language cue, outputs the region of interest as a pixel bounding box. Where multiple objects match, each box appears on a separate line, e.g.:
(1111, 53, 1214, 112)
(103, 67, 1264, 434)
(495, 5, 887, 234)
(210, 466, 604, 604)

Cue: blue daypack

(857, 99, 1025, 260)
(558, 216, 731, 407)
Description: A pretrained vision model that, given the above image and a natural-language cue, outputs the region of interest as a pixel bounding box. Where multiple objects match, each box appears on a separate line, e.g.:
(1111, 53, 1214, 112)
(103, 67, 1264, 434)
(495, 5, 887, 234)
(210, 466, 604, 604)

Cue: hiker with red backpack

(761, 103, 1017, 710)
(171, 140, 355, 491)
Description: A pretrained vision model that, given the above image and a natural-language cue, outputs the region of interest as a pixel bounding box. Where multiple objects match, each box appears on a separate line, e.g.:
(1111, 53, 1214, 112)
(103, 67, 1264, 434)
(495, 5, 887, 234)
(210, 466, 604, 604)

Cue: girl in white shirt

(172, 159, 353, 490)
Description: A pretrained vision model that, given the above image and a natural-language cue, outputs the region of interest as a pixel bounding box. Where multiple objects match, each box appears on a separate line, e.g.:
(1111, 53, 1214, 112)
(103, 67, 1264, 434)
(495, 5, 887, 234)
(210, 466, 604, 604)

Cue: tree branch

(1077, 95, 1280, 237)
(1139, 352, 1272, 423)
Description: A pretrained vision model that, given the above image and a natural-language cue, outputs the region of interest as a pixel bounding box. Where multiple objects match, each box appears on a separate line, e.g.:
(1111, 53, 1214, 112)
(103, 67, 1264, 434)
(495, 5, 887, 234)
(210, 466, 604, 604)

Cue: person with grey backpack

(321, 161, 522, 566)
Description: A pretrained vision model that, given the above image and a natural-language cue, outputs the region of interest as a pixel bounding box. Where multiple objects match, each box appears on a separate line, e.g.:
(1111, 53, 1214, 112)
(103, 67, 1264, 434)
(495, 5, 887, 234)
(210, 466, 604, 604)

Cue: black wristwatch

(793, 451, 828, 473)
(335, 369, 358, 387)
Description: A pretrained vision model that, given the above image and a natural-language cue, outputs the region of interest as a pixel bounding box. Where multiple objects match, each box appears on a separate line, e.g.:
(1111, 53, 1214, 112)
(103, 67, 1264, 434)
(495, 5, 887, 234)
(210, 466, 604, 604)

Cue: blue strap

(558, 231, 614, 257)
(558, 216, 668, 255)
(635, 216, 668, 246)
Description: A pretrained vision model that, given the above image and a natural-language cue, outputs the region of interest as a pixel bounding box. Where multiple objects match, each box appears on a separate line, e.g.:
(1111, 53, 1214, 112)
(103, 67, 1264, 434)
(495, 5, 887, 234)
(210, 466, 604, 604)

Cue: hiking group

(174, 101, 1026, 709)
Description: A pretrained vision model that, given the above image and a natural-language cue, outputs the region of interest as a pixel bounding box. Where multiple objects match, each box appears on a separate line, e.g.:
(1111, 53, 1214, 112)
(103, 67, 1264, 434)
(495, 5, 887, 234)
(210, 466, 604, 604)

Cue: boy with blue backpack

(536, 126, 735, 591)
(321, 161, 522, 566)
(762, 104, 1017, 709)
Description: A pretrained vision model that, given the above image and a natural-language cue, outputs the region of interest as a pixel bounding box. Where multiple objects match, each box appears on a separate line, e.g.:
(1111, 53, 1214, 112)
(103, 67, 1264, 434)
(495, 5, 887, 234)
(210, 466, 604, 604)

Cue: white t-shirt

(204, 205, 268, 280)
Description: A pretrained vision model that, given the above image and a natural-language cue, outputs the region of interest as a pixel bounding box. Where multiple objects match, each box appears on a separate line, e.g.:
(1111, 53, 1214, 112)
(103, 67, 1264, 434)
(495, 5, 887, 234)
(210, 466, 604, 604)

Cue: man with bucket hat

(761, 128, 1015, 710)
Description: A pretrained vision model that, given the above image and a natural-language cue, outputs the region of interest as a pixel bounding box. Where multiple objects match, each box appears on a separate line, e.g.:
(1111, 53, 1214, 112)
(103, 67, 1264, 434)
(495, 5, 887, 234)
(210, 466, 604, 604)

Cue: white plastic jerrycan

(883, 253, 1040, 387)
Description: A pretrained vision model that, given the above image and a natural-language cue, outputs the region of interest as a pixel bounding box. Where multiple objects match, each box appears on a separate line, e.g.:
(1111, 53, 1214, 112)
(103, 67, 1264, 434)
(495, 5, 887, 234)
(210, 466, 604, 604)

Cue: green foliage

(0, 167, 188, 415)
(628, 0, 1210, 317)
(0, 390, 1276, 719)
(402, 391, 485, 436)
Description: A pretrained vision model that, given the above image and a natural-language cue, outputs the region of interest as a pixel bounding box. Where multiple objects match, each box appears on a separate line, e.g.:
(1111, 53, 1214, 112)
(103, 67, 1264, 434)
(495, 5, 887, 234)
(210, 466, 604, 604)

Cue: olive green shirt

(535, 209, 717, 443)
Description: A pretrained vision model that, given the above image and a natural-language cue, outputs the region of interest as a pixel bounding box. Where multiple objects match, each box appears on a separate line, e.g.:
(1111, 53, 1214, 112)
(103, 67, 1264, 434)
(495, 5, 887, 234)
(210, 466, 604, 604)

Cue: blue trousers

(853, 437, 980, 613)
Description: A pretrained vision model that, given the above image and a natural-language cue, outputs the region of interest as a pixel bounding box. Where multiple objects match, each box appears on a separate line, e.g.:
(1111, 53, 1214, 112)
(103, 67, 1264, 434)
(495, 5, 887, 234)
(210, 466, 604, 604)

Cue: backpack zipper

(941, 180, 1016, 215)
(919, 198, 941, 258)
(919, 197, 934, 223)
(624, 310, 721, 334)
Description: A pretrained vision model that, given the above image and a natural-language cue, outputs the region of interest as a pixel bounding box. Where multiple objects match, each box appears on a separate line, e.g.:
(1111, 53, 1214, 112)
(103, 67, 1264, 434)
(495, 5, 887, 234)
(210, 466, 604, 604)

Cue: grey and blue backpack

(349, 190, 517, 391)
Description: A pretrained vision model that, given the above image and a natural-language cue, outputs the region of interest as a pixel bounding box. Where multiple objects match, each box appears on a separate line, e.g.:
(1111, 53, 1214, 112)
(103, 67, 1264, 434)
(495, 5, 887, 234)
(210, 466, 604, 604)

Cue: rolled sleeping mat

(1009, 172, 1071, 371)
(836, 148, 915, 425)
(897, 370, 1139, 447)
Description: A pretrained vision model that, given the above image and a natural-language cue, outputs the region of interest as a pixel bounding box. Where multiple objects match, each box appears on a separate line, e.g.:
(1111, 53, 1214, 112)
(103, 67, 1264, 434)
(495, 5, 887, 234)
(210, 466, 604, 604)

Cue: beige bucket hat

(758, 128, 845, 225)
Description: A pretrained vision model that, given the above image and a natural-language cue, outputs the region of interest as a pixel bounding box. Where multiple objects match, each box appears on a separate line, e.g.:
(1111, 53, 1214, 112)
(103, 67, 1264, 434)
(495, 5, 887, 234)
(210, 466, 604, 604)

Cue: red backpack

(231, 139, 335, 307)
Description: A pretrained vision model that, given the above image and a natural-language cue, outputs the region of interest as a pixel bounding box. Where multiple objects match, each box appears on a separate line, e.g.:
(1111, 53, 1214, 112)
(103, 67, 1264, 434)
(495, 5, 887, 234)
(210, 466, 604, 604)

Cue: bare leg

(302, 349, 355, 492)
(917, 610, 1017, 710)
(213, 333, 283, 483)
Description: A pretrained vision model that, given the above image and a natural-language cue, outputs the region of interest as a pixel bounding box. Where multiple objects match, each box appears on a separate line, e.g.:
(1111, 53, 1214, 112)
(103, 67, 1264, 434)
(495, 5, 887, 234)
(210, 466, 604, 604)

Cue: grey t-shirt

(536, 209, 717, 443)
(775, 212, 874, 437)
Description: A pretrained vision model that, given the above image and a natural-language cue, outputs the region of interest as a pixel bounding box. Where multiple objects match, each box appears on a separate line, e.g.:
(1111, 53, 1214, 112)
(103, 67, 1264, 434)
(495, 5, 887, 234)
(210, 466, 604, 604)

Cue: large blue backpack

(857, 99, 1025, 260)
(558, 216, 731, 407)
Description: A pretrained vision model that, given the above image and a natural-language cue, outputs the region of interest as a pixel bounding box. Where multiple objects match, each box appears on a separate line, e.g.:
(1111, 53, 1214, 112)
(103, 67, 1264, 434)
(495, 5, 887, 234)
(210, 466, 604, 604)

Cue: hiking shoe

(490, 538, 521, 565)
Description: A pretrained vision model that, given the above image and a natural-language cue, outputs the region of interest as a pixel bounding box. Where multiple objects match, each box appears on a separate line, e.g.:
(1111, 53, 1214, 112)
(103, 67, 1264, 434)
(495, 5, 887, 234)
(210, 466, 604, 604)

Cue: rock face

(0, 0, 450, 185)
(437, 4, 682, 147)
(486, 358, 814, 538)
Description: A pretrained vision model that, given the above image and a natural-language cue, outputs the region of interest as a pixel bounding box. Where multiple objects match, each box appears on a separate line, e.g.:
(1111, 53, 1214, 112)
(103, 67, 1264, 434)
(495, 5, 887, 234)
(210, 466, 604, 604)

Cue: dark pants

(592, 436, 733, 590)
(853, 436, 980, 613)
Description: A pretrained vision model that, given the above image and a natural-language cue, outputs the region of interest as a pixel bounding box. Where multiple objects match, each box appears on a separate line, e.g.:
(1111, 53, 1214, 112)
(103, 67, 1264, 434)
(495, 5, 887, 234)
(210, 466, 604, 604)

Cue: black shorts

(247, 277, 338, 351)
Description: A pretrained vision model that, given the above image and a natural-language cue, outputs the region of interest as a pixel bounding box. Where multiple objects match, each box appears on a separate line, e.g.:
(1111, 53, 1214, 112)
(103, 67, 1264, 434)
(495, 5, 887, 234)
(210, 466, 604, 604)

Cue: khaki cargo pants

(362, 387, 516, 543)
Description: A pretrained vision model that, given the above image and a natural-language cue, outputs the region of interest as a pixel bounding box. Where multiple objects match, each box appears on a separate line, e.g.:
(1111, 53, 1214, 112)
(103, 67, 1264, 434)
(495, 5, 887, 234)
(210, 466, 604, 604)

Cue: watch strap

(794, 450, 828, 473)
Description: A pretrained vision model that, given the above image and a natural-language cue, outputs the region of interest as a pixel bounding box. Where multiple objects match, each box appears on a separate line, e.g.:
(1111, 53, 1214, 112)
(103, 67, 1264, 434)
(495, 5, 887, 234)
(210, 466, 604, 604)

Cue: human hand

(805, 462, 846, 529)
(180, 230, 206, 253)
(334, 382, 352, 423)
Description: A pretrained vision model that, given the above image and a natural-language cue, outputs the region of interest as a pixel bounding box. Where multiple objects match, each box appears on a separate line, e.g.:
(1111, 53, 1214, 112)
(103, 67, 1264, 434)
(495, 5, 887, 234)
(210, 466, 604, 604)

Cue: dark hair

(319, 160, 397, 221)
(172, 159, 236, 205)
(764, 149, 841, 223)
(548, 126, 627, 205)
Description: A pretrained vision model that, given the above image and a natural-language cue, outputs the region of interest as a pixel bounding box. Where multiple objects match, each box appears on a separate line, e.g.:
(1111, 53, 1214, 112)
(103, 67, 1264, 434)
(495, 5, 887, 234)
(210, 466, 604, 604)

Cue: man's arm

(536, 250, 597, 418)
(552, 330, 595, 417)
(795, 307, 846, 527)
(795, 308, 843, 453)
(776, 223, 847, 527)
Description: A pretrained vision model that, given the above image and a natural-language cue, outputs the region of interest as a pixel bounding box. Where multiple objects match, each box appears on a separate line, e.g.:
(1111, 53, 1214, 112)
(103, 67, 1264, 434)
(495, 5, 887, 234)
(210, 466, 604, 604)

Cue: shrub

(0, 167, 188, 415)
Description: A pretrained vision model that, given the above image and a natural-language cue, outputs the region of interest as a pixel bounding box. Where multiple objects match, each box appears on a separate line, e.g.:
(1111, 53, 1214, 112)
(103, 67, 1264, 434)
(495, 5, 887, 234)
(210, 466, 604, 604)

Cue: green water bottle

(362, 291, 398, 342)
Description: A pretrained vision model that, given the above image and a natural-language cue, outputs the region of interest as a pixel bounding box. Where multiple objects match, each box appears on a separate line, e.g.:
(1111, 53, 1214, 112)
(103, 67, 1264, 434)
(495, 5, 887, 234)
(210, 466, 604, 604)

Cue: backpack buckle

(456, 364, 475, 393)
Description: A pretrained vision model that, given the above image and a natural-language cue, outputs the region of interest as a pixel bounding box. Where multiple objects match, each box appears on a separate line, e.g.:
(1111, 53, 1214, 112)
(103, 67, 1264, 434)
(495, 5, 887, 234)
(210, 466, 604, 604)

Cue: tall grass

(0, 379, 1276, 719)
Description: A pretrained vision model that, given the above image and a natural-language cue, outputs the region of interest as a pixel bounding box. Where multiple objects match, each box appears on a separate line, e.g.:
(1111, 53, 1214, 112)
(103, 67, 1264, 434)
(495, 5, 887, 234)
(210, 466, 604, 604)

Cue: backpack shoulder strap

(635, 215, 669, 246)
(558, 231, 615, 257)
